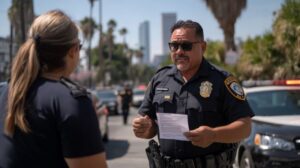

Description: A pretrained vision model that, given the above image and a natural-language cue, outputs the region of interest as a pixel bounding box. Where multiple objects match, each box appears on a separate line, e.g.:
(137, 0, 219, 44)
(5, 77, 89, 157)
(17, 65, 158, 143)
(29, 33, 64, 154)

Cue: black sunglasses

(168, 41, 201, 52)
(78, 40, 84, 50)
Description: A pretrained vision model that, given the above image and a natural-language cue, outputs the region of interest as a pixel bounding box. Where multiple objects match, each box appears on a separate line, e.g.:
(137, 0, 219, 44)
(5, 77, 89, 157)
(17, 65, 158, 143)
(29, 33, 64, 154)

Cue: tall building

(152, 54, 168, 67)
(162, 13, 177, 55)
(139, 21, 150, 64)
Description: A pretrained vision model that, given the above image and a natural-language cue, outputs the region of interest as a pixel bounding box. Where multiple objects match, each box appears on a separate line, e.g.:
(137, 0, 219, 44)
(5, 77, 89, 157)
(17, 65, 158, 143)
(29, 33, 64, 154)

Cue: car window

(247, 90, 300, 116)
(134, 90, 145, 95)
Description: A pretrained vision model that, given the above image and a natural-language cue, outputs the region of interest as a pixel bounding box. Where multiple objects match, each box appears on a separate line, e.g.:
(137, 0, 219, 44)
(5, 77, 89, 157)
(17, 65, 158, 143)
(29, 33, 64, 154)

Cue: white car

(132, 89, 146, 107)
(234, 80, 300, 168)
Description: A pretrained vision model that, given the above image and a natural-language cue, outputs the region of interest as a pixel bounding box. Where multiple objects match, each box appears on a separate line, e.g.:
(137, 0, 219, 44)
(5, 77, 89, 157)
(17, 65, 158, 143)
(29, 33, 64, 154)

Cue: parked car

(96, 90, 119, 115)
(0, 82, 7, 95)
(132, 89, 146, 107)
(234, 80, 300, 168)
(89, 90, 109, 142)
(96, 103, 109, 142)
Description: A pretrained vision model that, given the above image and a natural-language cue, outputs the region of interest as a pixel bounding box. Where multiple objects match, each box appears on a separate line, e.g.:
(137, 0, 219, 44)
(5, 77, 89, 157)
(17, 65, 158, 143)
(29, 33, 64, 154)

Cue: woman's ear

(67, 45, 77, 59)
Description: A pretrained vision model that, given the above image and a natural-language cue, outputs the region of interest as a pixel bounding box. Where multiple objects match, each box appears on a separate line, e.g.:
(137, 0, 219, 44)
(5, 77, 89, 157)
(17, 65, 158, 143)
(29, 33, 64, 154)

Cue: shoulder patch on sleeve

(224, 76, 245, 100)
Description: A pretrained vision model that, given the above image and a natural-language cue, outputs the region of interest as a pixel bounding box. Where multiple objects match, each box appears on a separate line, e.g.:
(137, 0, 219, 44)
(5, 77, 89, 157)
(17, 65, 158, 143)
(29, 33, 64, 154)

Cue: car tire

(240, 150, 254, 168)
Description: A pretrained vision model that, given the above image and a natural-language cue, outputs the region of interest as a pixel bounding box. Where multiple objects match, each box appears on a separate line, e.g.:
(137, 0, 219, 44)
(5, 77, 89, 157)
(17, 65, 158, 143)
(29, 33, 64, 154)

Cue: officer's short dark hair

(170, 20, 204, 41)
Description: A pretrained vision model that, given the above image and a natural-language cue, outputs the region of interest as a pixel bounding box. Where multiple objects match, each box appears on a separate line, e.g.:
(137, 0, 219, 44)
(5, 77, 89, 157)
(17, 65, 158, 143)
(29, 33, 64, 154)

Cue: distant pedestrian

(120, 85, 133, 125)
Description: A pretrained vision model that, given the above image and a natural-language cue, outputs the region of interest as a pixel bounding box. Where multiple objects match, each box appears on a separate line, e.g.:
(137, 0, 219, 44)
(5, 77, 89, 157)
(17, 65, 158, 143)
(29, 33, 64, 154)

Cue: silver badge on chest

(200, 81, 213, 98)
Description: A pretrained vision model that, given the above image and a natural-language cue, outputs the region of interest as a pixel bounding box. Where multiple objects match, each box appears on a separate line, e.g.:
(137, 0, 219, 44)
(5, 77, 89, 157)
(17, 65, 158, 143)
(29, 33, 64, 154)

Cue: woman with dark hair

(0, 10, 107, 168)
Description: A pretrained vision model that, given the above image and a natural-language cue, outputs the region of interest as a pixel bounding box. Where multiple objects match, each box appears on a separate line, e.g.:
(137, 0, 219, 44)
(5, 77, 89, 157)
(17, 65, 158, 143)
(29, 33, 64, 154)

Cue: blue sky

(0, 0, 284, 60)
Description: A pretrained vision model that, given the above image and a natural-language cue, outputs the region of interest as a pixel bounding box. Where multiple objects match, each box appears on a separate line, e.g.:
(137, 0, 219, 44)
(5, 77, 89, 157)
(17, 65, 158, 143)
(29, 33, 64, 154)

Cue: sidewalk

(105, 108, 150, 168)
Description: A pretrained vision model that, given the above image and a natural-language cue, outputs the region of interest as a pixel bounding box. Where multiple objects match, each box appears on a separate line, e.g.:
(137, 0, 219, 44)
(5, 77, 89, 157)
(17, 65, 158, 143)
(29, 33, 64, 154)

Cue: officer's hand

(184, 126, 216, 148)
(132, 115, 153, 138)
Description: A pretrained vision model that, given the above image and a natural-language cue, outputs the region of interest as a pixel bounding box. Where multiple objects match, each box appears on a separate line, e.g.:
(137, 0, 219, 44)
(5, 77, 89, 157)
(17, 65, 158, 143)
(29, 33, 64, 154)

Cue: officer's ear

(200, 41, 206, 53)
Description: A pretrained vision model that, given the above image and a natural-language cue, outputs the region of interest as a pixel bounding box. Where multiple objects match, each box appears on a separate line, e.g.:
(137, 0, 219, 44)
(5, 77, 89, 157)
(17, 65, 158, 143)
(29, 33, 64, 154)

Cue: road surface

(105, 107, 151, 168)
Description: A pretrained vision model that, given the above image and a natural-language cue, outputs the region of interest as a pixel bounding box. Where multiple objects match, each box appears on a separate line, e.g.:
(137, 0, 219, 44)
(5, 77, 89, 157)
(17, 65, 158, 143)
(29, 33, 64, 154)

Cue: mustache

(175, 55, 189, 61)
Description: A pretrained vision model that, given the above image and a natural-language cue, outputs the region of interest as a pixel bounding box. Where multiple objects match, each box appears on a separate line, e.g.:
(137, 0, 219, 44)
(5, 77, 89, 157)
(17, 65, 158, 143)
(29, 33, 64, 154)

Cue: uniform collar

(191, 58, 211, 79)
(168, 58, 211, 79)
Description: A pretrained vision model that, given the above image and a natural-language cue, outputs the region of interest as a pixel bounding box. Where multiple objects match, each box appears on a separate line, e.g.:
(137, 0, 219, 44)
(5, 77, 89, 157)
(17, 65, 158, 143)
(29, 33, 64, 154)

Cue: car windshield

(247, 90, 300, 116)
(97, 91, 116, 99)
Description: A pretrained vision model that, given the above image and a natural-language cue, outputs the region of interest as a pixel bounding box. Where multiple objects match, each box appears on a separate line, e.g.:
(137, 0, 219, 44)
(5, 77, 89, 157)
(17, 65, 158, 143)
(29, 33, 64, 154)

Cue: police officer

(119, 84, 133, 125)
(132, 20, 254, 168)
(0, 10, 107, 168)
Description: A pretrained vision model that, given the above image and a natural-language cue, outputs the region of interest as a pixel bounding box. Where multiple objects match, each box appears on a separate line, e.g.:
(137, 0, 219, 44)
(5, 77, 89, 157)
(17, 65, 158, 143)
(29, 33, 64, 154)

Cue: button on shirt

(139, 59, 254, 159)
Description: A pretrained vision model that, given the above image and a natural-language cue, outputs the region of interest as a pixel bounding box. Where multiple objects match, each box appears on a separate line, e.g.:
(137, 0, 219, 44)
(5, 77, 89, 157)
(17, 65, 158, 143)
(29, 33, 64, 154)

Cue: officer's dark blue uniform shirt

(0, 77, 104, 168)
(139, 58, 254, 159)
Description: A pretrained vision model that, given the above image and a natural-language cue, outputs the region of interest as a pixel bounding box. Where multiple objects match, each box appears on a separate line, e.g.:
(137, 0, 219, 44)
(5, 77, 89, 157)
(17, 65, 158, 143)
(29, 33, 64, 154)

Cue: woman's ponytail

(5, 39, 40, 136)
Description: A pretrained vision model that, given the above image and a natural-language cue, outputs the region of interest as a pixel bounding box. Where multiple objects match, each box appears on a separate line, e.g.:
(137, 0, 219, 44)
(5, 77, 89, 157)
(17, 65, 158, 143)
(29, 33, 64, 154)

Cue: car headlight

(254, 134, 295, 151)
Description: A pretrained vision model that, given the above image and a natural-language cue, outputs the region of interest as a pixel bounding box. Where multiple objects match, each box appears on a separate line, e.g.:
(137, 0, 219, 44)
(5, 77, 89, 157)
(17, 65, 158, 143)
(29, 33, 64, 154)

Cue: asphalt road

(105, 107, 152, 168)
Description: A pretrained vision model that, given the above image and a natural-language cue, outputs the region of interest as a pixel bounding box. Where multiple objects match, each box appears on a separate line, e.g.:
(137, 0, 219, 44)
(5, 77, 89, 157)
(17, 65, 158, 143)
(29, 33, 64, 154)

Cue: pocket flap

(153, 92, 174, 104)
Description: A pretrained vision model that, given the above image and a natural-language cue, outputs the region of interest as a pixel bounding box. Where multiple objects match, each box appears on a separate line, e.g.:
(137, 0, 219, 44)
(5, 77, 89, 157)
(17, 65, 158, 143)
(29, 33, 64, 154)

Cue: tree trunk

(98, 0, 105, 84)
(13, 0, 34, 48)
(223, 23, 236, 51)
(20, 0, 26, 43)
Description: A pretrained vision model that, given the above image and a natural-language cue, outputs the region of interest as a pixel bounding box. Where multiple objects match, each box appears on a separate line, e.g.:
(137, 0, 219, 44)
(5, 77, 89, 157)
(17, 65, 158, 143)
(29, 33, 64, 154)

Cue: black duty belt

(145, 139, 235, 168)
(163, 151, 233, 168)
(163, 152, 232, 168)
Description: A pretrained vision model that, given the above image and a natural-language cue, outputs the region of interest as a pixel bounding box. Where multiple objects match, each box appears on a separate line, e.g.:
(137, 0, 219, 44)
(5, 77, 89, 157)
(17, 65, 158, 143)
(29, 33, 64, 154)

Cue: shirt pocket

(201, 100, 223, 127)
(186, 97, 203, 129)
(153, 91, 176, 113)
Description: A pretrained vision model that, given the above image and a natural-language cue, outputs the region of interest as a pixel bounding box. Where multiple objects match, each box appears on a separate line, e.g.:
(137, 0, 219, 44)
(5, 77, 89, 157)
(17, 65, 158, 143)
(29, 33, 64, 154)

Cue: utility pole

(88, 0, 94, 88)
(98, 0, 105, 86)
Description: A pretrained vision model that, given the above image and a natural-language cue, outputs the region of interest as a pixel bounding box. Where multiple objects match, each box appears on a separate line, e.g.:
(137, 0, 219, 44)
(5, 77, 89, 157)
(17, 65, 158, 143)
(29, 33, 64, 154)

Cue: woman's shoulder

(59, 77, 90, 98)
(32, 77, 89, 100)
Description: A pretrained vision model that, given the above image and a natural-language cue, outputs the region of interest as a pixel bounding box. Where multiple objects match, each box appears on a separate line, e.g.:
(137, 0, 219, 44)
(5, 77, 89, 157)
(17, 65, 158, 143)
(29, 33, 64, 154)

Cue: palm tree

(80, 17, 97, 86)
(80, 17, 97, 44)
(203, 0, 246, 51)
(119, 27, 128, 46)
(125, 49, 134, 81)
(98, 0, 104, 84)
(272, 0, 300, 79)
(135, 47, 144, 64)
(107, 19, 117, 60)
(8, 0, 34, 76)
(81, 0, 97, 86)
(8, 0, 34, 48)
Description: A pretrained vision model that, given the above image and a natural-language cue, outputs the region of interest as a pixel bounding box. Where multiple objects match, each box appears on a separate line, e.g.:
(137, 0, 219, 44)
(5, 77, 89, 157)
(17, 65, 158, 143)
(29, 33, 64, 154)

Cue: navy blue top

(0, 77, 104, 168)
(139, 59, 254, 159)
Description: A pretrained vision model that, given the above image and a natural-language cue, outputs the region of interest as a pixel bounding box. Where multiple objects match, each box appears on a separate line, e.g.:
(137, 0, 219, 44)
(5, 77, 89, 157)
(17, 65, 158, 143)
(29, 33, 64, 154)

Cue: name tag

(156, 87, 169, 91)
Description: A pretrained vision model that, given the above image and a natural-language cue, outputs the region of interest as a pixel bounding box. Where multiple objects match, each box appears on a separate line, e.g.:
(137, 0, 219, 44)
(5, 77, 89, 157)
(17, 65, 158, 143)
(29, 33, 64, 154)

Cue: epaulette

(155, 65, 172, 74)
(209, 63, 231, 78)
(218, 69, 231, 78)
(60, 77, 89, 98)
